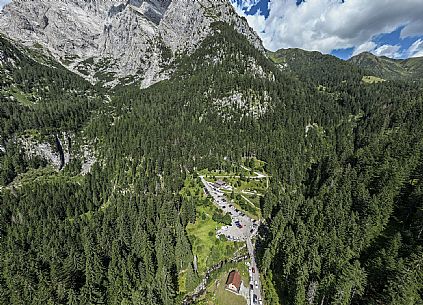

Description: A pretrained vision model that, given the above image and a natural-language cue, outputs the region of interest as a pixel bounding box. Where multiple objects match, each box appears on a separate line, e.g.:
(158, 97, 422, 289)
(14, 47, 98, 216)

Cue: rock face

(0, 0, 263, 87)
(18, 133, 71, 170)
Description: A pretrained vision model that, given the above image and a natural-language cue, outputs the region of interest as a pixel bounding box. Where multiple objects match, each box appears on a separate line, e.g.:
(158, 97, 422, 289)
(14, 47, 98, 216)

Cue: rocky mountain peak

(0, 0, 263, 87)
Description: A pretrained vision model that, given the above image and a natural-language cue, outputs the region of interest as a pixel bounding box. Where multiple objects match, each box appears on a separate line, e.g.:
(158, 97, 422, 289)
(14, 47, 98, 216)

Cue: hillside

(268, 48, 364, 87)
(349, 52, 423, 81)
(0, 0, 262, 87)
(0, 2, 422, 305)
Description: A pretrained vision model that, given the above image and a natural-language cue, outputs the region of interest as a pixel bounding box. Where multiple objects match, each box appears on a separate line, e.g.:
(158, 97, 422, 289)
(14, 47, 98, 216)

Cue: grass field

(1, 86, 35, 106)
(180, 175, 208, 200)
(196, 262, 249, 305)
(203, 174, 265, 220)
(362, 75, 385, 84)
(182, 176, 242, 276)
(186, 203, 242, 275)
(241, 157, 266, 172)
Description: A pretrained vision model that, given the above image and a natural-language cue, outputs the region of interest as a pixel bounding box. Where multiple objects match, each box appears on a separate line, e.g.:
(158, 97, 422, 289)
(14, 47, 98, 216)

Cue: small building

(225, 270, 242, 293)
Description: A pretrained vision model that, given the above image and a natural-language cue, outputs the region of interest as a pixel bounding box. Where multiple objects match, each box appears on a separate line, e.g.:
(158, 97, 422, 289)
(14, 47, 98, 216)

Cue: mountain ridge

(0, 0, 263, 87)
(348, 51, 423, 81)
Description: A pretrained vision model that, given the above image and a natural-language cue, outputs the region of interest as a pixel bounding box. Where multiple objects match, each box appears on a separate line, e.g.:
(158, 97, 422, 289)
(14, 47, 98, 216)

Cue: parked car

(250, 284, 253, 290)
(252, 267, 255, 273)
(255, 280, 258, 288)
(259, 298, 263, 305)
(253, 294, 258, 304)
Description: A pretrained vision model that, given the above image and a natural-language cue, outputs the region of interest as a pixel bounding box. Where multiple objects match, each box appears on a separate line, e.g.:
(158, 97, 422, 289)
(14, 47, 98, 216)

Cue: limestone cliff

(0, 0, 263, 87)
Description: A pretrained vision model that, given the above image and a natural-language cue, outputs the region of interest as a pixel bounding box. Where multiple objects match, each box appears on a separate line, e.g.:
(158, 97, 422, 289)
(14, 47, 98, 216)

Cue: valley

(0, 1, 422, 305)
(181, 159, 267, 305)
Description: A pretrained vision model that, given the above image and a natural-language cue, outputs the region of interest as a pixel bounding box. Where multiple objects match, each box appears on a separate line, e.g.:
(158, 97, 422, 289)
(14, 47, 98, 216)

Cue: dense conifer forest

(0, 23, 422, 305)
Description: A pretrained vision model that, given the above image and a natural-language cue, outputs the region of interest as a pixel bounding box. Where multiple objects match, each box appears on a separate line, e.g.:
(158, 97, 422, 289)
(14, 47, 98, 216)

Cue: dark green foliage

(268, 48, 364, 87)
(349, 51, 423, 81)
(0, 34, 102, 139)
(0, 21, 422, 305)
(212, 211, 232, 226)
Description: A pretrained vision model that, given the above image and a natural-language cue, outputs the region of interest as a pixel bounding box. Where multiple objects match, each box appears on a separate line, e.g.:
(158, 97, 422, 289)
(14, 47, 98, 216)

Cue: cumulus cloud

(233, 0, 263, 11)
(407, 39, 423, 57)
(0, 0, 11, 11)
(352, 41, 377, 56)
(372, 44, 401, 58)
(231, 2, 267, 35)
(231, 0, 423, 57)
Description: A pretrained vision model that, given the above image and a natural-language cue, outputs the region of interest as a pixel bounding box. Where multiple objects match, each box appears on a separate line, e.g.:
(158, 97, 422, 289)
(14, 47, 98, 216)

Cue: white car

(254, 280, 258, 289)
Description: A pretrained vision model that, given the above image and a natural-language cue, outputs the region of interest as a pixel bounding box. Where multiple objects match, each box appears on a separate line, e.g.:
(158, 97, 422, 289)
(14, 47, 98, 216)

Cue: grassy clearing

(362, 75, 385, 84)
(186, 203, 241, 275)
(203, 171, 265, 220)
(241, 193, 261, 209)
(237, 196, 260, 219)
(267, 52, 286, 64)
(241, 157, 266, 172)
(1, 86, 34, 106)
(182, 175, 242, 276)
(196, 261, 249, 305)
(180, 175, 207, 200)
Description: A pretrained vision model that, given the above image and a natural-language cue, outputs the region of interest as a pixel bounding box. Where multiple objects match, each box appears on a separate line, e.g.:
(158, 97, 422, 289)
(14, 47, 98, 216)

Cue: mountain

(0, 32, 103, 176)
(268, 48, 364, 86)
(0, 0, 262, 87)
(1, 2, 423, 305)
(348, 52, 423, 81)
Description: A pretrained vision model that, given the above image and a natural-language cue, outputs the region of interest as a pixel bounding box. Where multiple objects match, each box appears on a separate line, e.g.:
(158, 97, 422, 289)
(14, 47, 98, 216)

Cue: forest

(0, 22, 422, 305)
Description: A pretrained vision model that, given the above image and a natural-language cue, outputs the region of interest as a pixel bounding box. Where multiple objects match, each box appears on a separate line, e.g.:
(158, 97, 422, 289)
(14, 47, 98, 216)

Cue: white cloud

(352, 41, 377, 56)
(231, 0, 423, 57)
(371, 44, 401, 58)
(407, 39, 423, 57)
(231, 2, 267, 34)
(0, 0, 11, 11)
(234, 0, 262, 11)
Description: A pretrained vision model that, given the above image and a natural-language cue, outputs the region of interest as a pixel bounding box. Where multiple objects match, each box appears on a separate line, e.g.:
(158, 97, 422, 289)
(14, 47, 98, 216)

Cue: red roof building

(225, 270, 242, 293)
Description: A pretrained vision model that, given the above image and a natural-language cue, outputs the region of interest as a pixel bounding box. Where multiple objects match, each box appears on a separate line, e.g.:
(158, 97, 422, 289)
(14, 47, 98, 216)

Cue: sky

(230, 0, 423, 59)
(1, 0, 423, 60)
(0, 0, 9, 10)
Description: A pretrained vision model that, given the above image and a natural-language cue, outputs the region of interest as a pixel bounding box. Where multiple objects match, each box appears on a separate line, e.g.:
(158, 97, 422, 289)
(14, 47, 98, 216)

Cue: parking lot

(201, 178, 259, 241)
(200, 176, 263, 304)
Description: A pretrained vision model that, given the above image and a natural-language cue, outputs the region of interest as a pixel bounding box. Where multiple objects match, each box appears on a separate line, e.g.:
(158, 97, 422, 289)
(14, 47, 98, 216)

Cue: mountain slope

(0, 0, 262, 87)
(0, 5, 422, 305)
(0, 20, 295, 305)
(348, 52, 423, 81)
(0, 33, 105, 182)
(268, 48, 364, 87)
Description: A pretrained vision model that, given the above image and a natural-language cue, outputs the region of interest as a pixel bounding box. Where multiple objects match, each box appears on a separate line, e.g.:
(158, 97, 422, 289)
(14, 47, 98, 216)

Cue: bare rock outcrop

(0, 0, 263, 87)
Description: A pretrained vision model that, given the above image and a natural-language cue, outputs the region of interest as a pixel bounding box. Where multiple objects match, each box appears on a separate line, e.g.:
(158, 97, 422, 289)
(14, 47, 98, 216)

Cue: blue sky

(231, 0, 423, 59)
(2, 0, 423, 59)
